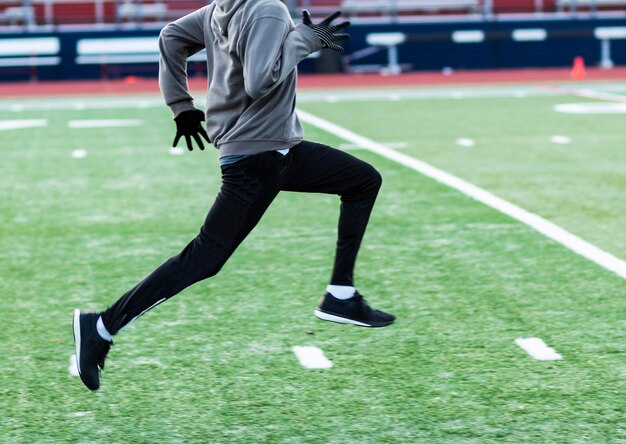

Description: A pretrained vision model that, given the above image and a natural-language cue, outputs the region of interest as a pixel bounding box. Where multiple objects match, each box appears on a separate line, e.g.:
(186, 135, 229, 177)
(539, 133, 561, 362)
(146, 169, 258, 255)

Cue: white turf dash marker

(68, 354, 79, 376)
(515, 338, 563, 361)
(169, 147, 184, 155)
(554, 103, 626, 114)
(292, 346, 333, 369)
(0, 119, 48, 131)
(456, 138, 475, 147)
(297, 108, 626, 280)
(68, 411, 92, 417)
(68, 119, 144, 129)
(550, 135, 571, 144)
(71, 149, 88, 159)
(550, 86, 626, 114)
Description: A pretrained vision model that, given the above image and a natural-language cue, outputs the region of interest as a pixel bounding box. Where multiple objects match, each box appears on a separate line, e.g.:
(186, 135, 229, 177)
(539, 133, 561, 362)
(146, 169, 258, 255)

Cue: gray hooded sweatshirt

(158, 0, 323, 157)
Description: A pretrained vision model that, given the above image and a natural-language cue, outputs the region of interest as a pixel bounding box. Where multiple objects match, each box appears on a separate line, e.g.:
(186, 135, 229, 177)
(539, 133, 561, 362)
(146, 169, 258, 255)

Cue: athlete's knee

(341, 164, 382, 204)
(360, 163, 382, 196)
(369, 166, 382, 191)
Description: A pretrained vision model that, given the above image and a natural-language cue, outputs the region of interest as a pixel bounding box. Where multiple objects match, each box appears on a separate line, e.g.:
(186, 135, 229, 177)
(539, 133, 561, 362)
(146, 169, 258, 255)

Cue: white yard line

(549, 85, 626, 115)
(1, 84, 626, 113)
(297, 108, 626, 281)
(68, 119, 144, 128)
(3, 97, 165, 112)
(515, 338, 563, 361)
(548, 85, 626, 103)
(292, 346, 333, 369)
(0, 86, 558, 112)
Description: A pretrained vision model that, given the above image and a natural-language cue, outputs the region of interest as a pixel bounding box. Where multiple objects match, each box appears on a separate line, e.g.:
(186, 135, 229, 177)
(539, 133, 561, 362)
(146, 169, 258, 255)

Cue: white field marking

(68, 119, 144, 129)
(68, 411, 92, 417)
(297, 108, 626, 280)
(456, 138, 475, 147)
(299, 85, 572, 103)
(550, 85, 626, 114)
(67, 410, 93, 418)
(68, 354, 79, 376)
(554, 102, 626, 114)
(550, 135, 571, 144)
(0, 86, 559, 113)
(169, 147, 184, 155)
(0, 119, 48, 131)
(548, 85, 626, 103)
(2, 97, 165, 112)
(71, 149, 88, 158)
(515, 338, 563, 361)
(292, 346, 333, 369)
(339, 142, 407, 150)
(134, 357, 164, 367)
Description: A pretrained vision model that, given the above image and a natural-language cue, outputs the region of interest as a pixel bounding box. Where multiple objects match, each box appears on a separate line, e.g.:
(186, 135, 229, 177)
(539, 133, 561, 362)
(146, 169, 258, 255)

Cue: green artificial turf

(0, 85, 624, 443)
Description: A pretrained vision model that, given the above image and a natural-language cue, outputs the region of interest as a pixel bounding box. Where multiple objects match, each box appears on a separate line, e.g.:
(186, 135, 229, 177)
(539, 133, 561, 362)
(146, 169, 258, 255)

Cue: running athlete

(73, 0, 395, 391)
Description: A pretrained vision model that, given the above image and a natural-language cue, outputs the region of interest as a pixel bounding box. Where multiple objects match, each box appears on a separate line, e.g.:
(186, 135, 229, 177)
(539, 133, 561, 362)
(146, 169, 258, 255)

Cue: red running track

(1, 67, 625, 98)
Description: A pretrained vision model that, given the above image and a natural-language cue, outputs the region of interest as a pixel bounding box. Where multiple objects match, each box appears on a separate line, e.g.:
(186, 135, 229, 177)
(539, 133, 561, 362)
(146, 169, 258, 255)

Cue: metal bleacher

(0, 1, 208, 27)
(341, 0, 480, 16)
(1, 0, 626, 30)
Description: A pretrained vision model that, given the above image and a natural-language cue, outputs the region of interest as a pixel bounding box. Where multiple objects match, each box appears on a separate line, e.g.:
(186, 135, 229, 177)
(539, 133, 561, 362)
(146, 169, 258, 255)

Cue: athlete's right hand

(173, 109, 210, 151)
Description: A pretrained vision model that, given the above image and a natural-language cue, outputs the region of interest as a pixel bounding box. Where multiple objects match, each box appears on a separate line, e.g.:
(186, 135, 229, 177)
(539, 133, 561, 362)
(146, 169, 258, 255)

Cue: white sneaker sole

(72, 309, 82, 377)
(314, 310, 371, 327)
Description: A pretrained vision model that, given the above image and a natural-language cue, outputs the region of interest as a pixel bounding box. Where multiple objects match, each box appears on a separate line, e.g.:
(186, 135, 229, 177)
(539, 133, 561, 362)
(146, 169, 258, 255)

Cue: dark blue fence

(1, 17, 625, 82)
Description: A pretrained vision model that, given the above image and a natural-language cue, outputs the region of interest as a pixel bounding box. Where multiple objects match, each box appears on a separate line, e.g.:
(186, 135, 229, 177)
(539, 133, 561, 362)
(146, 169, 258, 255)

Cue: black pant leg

(281, 141, 382, 286)
(101, 152, 284, 334)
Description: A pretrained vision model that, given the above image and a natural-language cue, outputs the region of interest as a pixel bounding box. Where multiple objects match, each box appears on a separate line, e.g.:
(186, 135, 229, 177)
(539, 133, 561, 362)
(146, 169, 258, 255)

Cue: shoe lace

(352, 293, 373, 316)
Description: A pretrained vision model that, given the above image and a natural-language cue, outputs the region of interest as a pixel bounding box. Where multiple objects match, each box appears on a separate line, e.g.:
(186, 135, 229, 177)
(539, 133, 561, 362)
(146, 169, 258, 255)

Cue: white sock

(326, 285, 356, 300)
(96, 316, 113, 342)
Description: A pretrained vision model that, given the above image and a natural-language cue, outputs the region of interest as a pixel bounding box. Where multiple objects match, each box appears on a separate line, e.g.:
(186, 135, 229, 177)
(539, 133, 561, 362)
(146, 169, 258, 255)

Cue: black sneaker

(72, 310, 112, 391)
(314, 292, 395, 327)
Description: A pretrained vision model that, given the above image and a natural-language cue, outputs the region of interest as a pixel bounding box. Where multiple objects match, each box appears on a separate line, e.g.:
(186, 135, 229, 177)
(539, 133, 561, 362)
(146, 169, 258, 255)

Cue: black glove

(302, 10, 350, 52)
(173, 109, 210, 151)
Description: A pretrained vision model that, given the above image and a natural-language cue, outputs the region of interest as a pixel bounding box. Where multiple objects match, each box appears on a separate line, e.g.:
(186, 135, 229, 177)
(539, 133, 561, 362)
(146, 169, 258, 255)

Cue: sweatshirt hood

(213, 0, 247, 35)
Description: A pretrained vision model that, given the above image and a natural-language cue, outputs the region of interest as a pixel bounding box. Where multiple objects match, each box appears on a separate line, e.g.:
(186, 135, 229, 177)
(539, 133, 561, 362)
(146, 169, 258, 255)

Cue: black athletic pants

(101, 141, 382, 335)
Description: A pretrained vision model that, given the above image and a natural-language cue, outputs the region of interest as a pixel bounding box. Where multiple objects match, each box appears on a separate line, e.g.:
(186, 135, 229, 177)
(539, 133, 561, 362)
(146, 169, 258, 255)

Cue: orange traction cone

(571, 56, 587, 80)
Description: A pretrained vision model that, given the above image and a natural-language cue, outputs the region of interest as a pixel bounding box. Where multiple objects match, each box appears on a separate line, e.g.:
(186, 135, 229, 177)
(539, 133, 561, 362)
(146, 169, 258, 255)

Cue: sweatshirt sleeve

(239, 17, 323, 100)
(159, 8, 207, 117)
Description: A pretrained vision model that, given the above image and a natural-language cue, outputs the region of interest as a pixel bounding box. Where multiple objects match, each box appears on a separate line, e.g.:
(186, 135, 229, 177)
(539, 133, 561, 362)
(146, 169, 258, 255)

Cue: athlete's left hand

(173, 109, 210, 151)
(302, 10, 350, 52)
